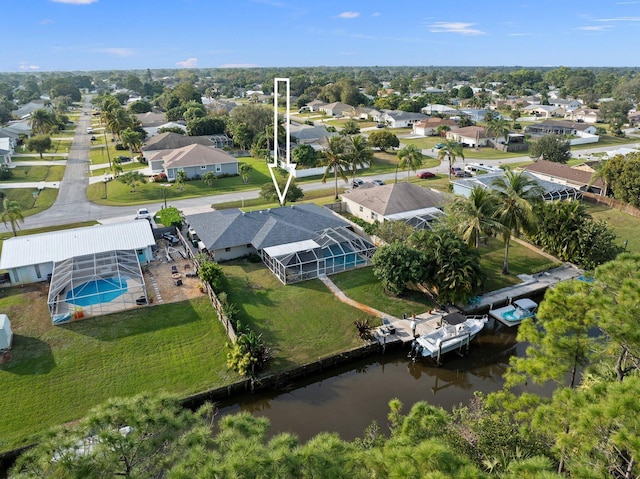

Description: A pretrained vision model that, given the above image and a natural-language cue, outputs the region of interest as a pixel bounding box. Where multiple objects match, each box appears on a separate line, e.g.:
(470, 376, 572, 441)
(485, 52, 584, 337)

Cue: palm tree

(437, 140, 465, 178)
(396, 144, 424, 182)
(449, 186, 502, 248)
(120, 128, 143, 159)
(239, 163, 253, 184)
(28, 109, 56, 135)
(175, 171, 187, 191)
(105, 108, 132, 142)
(1, 199, 24, 237)
(346, 135, 373, 185)
(321, 135, 350, 200)
(492, 170, 544, 274)
(486, 117, 511, 148)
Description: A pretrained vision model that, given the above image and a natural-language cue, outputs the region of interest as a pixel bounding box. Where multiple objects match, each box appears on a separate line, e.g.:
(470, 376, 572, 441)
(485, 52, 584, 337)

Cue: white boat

(409, 312, 487, 363)
(488, 298, 538, 327)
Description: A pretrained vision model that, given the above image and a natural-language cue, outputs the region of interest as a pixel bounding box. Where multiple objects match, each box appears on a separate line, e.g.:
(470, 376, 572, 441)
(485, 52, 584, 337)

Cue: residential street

(2, 104, 639, 234)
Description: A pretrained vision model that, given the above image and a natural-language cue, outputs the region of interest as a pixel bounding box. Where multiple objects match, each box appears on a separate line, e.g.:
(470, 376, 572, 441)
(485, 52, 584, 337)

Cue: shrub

(115, 143, 127, 150)
(153, 173, 168, 183)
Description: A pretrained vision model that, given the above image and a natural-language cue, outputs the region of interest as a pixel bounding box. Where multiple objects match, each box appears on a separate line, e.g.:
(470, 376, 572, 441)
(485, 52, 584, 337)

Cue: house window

(359, 206, 363, 212)
(225, 247, 231, 252)
(247, 244, 252, 248)
(215, 164, 222, 173)
(34, 264, 41, 279)
(200, 165, 207, 170)
(371, 212, 377, 220)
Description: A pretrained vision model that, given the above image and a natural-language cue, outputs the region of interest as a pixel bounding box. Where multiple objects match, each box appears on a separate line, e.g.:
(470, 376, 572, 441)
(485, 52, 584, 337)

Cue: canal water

(217, 319, 544, 442)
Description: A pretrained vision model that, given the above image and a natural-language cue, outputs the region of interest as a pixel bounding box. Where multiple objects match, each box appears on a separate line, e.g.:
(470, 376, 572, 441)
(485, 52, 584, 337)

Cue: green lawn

(478, 238, 560, 292)
(1, 165, 65, 182)
(0, 188, 59, 218)
(0, 293, 236, 449)
(587, 203, 640, 254)
(331, 268, 434, 317)
(221, 261, 374, 370)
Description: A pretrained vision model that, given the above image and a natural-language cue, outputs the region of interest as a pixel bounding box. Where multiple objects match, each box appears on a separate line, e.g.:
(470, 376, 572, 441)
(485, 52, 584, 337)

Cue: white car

(135, 208, 151, 220)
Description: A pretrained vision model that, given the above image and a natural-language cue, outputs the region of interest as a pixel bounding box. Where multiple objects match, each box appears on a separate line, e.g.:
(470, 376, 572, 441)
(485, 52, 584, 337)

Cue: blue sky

(4, 0, 640, 72)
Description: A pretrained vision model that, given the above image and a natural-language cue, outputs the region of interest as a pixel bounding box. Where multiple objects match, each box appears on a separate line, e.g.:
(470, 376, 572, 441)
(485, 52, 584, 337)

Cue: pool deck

(320, 262, 584, 349)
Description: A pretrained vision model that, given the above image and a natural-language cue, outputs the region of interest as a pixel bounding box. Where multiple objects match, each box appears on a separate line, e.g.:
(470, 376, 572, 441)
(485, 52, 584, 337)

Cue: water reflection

(216, 319, 541, 442)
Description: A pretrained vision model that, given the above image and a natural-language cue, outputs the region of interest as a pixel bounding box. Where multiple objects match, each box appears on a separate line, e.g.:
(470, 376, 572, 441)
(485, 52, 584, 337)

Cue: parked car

(162, 232, 179, 244)
(450, 167, 472, 178)
(352, 179, 365, 188)
(376, 123, 385, 128)
(87, 127, 93, 134)
(434, 143, 445, 149)
(117, 155, 131, 162)
(135, 208, 151, 220)
(372, 179, 385, 186)
(417, 171, 436, 179)
(90, 135, 96, 141)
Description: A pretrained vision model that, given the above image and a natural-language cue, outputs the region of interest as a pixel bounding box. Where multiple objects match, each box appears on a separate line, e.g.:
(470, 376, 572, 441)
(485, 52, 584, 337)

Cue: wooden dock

(374, 262, 584, 346)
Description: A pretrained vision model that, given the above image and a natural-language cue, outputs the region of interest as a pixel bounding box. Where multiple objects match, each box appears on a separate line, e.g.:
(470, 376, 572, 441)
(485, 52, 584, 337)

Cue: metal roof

(0, 221, 156, 270)
(263, 239, 320, 257)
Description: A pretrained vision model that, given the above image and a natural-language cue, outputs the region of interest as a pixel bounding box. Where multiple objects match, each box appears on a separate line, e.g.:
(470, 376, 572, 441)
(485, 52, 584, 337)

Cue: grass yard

(331, 268, 434, 317)
(1, 165, 65, 183)
(587, 203, 640, 254)
(221, 261, 376, 371)
(478, 238, 561, 292)
(0, 291, 236, 450)
(0, 188, 59, 218)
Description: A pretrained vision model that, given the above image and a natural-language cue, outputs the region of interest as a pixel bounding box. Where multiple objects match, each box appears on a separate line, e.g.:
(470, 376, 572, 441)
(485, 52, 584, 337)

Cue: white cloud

(508, 32, 532, 36)
(579, 25, 611, 31)
(338, 11, 360, 19)
(19, 63, 41, 71)
(96, 47, 134, 57)
(218, 63, 260, 68)
(50, 0, 98, 4)
(596, 16, 640, 21)
(428, 22, 485, 35)
(616, 1, 639, 4)
(372, 12, 381, 17)
(176, 57, 198, 68)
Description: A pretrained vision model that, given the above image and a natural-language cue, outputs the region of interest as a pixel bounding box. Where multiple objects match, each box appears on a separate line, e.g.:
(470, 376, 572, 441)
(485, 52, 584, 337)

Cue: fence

(582, 192, 640, 218)
(176, 228, 237, 343)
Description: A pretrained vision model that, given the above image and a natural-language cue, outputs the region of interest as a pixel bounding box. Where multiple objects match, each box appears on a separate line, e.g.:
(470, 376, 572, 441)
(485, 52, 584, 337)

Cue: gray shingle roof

(343, 182, 445, 216)
(187, 203, 347, 251)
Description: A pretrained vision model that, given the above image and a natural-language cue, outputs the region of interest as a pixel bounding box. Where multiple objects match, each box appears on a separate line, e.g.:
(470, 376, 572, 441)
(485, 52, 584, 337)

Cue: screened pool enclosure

(47, 250, 147, 324)
(262, 227, 376, 284)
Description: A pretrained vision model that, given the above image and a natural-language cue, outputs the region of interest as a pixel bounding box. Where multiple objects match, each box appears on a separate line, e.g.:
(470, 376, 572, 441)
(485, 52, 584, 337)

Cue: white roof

(385, 207, 444, 221)
(0, 221, 156, 270)
(263, 239, 320, 258)
(514, 298, 538, 310)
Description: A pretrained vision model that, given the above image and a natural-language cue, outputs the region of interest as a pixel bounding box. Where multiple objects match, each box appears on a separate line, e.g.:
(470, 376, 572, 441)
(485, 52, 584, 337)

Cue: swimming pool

(66, 277, 128, 307)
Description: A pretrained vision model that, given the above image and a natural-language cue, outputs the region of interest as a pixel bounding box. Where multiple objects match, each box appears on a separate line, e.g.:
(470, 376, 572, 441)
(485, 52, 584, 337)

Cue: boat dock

(320, 263, 583, 350)
(464, 263, 583, 314)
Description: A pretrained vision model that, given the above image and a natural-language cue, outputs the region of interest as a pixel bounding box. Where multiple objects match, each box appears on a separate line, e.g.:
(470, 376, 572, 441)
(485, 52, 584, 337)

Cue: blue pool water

(66, 277, 128, 307)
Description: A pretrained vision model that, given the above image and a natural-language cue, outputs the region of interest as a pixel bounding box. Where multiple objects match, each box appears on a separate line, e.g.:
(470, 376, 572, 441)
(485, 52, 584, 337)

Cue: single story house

(142, 132, 214, 152)
(319, 101, 354, 117)
(135, 112, 167, 128)
(524, 120, 598, 137)
(451, 171, 582, 201)
(355, 106, 383, 121)
(186, 203, 375, 283)
(0, 137, 14, 166)
(0, 221, 155, 286)
(148, 143, 238, 181)
(522, 159, 606, 196)
(412, 118, 457, 137)
(522, 104, 563, 118)
(380, 110, 429, 128)
(446, 126, 490, 147)
(565, 108, 601, 123)
(421, 104, 458, 116)
(143, 121, 187, 138)
(306, 99, 327, 112)
(341, 182, 446, 227)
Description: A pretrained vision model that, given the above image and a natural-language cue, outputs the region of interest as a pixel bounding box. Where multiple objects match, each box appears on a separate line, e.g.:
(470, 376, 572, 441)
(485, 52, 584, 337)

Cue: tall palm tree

(397, 144, 424, 181)
(486, 117, 511, 147)
(120, 128, 143, 159)
(105, 108, 132, 142)
(346, 134, 373, 185)
(437, 140, 465, 178)
(1, 199, 24, 237)
(28, 109, 56, 135)
(449, 186, 502, 248)
(321, 135, 350, 200)
(492, 170, 544, 274)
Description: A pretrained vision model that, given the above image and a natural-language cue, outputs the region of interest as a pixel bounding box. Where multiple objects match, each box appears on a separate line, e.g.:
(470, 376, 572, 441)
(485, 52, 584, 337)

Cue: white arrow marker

(269, 77, 296, 205)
